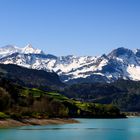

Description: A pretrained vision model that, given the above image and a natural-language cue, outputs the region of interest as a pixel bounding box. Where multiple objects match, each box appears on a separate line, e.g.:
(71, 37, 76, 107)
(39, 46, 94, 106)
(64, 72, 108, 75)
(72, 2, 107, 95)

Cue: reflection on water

(17, 127, 126, 131)
(0, 118, 140, 140)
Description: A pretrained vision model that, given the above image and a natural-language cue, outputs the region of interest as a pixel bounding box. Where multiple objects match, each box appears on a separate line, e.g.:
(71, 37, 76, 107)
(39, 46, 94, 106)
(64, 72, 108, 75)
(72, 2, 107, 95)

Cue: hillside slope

(63, 80, 140, 112)
(0, 64, 64, 90)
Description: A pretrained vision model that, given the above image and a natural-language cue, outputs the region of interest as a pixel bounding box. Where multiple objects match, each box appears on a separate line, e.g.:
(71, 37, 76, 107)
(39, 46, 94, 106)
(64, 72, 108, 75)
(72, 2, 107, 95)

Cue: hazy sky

(0, 0, 140, 56)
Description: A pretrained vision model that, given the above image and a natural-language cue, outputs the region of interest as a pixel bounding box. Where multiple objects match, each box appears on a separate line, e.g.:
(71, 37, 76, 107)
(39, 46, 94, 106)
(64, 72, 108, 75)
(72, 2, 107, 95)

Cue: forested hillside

(0, 80, 124, 119)
(63, 80, 140, 112)
(0, 64, 124, 119)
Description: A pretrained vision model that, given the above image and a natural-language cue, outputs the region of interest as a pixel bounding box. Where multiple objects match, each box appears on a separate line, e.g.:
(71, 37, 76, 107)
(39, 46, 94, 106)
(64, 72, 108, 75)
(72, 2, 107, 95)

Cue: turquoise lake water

(0, 118, 140, 140)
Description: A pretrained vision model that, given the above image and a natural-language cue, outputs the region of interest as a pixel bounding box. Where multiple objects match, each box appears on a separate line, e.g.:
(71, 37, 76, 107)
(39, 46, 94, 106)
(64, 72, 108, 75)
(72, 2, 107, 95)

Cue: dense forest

(0, 64, 125, 119)
(0, 79, 124, 119)
(63, 80, 140, 112)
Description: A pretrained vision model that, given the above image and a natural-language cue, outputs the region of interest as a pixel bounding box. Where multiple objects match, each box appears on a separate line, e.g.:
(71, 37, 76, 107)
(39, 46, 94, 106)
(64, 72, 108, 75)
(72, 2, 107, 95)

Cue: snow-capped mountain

(0, 45, 20, 58)
(21, 44, 43, 54)
(0, 44, 43, 59)
(0, 44, 140, 84)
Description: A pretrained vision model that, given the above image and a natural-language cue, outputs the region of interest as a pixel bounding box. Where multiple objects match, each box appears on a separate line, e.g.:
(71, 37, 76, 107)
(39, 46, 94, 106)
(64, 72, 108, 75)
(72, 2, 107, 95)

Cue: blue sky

(0, 0, 140, 56)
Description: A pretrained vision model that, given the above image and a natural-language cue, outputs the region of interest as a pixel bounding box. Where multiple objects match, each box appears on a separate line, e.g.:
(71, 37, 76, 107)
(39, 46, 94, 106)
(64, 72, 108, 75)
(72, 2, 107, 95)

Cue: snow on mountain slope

(21, 44, 43, 54)
(127, 65, 140, 80)
(0, 44, 43, 59)
(0, 45, 140, 83)
(0, 45, 20, 58)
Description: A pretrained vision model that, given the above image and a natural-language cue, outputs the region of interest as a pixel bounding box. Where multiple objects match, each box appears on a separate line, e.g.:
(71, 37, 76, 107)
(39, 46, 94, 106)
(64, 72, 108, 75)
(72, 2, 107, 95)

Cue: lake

(0, 118, 140, 140)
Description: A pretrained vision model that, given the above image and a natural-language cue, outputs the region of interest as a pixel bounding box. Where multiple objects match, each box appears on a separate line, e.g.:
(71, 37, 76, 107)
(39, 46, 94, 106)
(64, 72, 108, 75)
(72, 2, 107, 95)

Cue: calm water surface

(0, 118, 140, 140)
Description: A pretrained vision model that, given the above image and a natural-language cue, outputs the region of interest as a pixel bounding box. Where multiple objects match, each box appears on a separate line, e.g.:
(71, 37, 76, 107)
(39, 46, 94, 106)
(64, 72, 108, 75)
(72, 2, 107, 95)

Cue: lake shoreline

(0, 118, 79, 128)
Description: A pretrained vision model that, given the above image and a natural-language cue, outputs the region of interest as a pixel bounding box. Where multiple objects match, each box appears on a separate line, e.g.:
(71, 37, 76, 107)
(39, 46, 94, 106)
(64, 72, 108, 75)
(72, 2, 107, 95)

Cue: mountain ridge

(0, 63, 64, 90)
(0, 45, 140, 83)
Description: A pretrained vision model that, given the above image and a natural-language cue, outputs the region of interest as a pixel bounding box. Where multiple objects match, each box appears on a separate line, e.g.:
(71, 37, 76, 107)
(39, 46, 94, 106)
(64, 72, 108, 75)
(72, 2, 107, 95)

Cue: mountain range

(0, 44, 140, 84)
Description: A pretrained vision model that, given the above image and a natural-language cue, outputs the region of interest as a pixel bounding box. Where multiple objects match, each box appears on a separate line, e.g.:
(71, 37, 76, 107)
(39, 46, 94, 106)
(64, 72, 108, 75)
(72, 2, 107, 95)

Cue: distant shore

(0, 118, 79, 128)
(123, 112, 140, 117)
